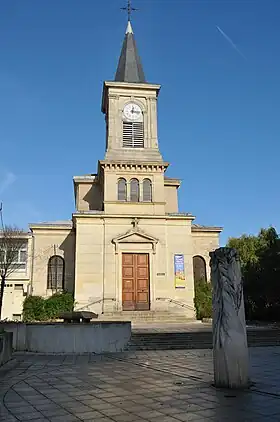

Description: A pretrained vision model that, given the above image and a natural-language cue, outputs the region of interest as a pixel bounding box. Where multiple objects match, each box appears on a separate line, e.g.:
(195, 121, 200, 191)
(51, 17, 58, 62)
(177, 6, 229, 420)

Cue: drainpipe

(29, 231, 35, 296)
(101, 217, 105, 314)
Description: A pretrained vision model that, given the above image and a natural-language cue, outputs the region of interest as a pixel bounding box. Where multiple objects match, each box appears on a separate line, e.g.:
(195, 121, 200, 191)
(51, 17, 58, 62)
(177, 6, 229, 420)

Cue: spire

(115, 20, 146, 84)
(126, 20, 133, 34)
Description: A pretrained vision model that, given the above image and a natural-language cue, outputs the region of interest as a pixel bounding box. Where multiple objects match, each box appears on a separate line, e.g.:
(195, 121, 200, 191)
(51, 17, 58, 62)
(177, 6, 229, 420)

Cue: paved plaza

(1, 347, 280, 422)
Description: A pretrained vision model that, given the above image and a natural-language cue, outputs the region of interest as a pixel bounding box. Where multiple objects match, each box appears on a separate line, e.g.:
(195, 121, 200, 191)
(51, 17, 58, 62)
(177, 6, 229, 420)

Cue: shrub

(23, 296, 47, 322)
(45, 292, 74, 320)
(23, 292, 74, 322)
(194, 279, 212, 320)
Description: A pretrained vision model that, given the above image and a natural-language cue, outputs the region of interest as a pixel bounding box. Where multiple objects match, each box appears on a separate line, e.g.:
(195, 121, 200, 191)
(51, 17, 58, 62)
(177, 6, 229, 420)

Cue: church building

(2, 20, 222, 321)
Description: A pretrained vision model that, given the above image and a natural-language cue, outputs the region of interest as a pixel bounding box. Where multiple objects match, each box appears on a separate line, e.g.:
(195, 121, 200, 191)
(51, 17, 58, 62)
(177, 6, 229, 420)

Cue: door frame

(115, 245, 155, 312)
(122, 253, 151, 311)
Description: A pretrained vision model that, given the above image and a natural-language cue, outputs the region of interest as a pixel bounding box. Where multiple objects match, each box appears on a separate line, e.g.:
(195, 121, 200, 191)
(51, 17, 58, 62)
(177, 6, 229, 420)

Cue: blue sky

(0, 0, 279, 245)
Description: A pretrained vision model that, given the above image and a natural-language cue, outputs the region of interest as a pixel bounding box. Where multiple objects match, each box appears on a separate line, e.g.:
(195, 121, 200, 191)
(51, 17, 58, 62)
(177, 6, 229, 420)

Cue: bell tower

(98, 15, 169, 216)
(101, 21, 164, 163)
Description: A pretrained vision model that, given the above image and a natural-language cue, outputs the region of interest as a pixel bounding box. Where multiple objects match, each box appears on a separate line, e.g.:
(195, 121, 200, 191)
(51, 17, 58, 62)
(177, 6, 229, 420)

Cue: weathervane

(121, 0, 138, 21)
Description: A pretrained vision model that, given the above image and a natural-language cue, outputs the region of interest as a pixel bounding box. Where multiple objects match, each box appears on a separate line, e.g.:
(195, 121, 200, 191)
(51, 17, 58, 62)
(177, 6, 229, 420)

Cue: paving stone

(41, 408, 70, 417)
(110, 414, 138, 422)
(50, 415, 80, 422)
(174, 414, 205, 422)
(74, 410, 106, 420)
(2, 347, 280, 422)
(100, 407, 132, 416)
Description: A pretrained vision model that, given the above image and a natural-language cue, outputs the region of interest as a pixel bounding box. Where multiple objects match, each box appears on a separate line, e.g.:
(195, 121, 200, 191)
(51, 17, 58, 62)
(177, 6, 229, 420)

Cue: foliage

(0, 225, 27, 277)
(227, 227, 280, 321)
(23, 296, 47, 322)
(194, 278, 212, 320)
(23, 292, 74, 322)
(0, 224, 27, 319)
(45, 292, 74, 319)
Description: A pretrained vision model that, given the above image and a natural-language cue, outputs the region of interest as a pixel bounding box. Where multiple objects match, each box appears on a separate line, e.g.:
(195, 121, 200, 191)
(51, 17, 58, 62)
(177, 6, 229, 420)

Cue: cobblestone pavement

(1, 347, 280, 422)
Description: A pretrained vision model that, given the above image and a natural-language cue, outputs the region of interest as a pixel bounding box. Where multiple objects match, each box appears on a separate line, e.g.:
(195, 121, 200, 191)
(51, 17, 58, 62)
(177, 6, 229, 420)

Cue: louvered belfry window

(143, 179, 152, 202)
(118, 178, 127, 201)
(130, 179, 140, 202)
(123, 121, 144, 148)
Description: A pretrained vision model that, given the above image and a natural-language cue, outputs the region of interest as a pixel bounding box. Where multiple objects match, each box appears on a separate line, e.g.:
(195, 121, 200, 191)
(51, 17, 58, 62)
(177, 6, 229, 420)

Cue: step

(124, 329, 280, 351)
(99, 312, 195, 323)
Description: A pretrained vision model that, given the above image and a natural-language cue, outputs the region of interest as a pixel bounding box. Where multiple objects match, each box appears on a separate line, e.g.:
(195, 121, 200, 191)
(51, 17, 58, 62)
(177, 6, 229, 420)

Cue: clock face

(123, 103, 142, 121)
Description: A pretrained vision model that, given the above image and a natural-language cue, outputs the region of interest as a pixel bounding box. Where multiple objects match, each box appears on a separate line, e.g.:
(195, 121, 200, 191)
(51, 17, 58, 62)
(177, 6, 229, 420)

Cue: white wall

(0, 322, 131, 354)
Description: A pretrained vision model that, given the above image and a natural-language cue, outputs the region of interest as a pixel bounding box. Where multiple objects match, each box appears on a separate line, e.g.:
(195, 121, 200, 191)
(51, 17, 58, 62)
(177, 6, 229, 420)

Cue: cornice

(191, 225, 223, 233)
(99, 160, 169, 172)
(73, 175, 98, 184)
(103, 81, 161, 91)
(164, 178, 181, 187)
(103, 201, 166, 206)
(72, 212, 195, 221)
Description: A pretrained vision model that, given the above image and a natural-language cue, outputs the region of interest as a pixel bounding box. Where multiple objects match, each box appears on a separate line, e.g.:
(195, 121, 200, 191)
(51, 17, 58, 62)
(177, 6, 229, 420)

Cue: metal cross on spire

(121, 0, 138, 21)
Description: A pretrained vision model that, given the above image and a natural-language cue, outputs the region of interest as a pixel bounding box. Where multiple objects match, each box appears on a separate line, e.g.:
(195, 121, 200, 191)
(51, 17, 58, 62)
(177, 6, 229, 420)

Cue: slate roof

(115, 21, 146, 83)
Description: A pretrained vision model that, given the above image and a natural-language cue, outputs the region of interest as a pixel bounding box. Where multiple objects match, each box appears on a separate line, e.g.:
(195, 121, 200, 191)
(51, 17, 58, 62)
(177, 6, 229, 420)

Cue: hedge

(194, 279, 212, 320)
(23, 292, 74, 322)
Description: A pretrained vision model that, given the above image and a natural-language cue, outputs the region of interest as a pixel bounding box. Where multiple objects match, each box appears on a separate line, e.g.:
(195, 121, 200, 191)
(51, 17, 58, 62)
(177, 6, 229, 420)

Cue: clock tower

(101, 21, 164, 164)
(100, 20, 169, 215)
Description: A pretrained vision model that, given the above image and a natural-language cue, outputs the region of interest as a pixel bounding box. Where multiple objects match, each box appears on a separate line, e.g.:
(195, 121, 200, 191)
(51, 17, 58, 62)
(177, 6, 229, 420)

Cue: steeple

(115, 20, 146, 83)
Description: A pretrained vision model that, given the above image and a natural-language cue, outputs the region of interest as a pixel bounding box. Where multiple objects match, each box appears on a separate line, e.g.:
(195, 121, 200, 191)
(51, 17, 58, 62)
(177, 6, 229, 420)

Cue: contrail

(216, 25, 247, 60)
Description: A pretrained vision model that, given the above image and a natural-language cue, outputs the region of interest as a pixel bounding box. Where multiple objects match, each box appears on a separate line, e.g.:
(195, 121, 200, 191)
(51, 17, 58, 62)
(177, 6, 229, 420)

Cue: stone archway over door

(122, 253, 150, 311)
(193, 255, 207, 284)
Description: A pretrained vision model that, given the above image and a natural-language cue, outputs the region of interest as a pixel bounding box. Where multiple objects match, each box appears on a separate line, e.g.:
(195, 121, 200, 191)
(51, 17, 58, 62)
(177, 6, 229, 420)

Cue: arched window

(117, 178, 127, 201)
(47, 255, 65, 290)
(193, 256, 207, 284)
(143, 179, 152, 202)
(130, 178, 139, 202)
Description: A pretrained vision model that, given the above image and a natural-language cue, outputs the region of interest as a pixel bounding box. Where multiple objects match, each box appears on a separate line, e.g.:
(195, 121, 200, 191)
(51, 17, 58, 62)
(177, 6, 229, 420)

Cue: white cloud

(216, 25, 247, 61)
(0, 172, 17, 195)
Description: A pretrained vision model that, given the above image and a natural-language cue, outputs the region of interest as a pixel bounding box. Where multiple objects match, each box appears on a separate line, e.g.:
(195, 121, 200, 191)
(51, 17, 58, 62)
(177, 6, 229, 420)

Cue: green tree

(227, 227, 280, 321)
(194, 279, 212, 320)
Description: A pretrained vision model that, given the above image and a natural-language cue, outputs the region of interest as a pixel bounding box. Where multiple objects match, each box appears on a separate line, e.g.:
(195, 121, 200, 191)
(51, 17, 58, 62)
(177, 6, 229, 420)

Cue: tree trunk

(0, 274, 6, 320)
(210, 247, 249, 389)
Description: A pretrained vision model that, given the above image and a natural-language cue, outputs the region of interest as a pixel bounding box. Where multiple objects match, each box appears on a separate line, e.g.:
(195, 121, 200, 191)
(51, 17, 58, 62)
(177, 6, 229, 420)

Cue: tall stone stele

(210, 247, 249, 389)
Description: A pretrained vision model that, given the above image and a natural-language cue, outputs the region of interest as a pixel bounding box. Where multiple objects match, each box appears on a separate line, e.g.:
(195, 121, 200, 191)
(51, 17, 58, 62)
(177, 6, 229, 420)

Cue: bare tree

(0, 206, 27, 319)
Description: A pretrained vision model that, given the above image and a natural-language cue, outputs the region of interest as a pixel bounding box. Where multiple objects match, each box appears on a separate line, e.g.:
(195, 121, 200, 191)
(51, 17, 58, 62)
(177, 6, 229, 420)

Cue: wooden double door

(122, 253, 150, 311)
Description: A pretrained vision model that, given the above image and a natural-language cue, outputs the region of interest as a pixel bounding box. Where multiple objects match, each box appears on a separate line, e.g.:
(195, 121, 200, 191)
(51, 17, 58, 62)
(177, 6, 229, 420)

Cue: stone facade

(1, 21, 222, 321)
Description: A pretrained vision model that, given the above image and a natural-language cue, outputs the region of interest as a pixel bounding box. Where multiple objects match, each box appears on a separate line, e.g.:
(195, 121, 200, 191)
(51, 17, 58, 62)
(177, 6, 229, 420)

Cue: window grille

(47, 255, 65, 290)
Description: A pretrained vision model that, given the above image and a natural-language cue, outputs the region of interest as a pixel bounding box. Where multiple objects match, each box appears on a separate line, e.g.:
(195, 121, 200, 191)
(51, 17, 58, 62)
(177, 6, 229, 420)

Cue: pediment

(118, 232, 155, 244)
(112, 228, 158, 254)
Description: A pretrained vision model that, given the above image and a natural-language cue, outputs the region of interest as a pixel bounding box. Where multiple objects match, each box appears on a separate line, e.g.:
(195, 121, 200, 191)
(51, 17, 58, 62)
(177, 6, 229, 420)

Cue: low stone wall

(0, 322, 131, 354)
(0, 332, 13, 365)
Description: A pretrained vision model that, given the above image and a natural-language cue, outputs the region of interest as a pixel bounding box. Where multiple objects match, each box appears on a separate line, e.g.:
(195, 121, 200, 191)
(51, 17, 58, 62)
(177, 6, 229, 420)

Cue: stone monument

(210, 247, 249, 389)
